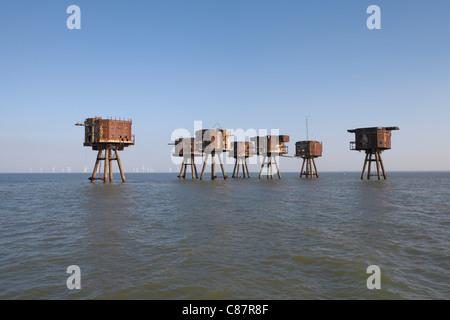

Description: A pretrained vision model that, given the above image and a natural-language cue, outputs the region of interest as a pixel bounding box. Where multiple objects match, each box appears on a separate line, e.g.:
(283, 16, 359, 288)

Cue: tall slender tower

(76, 117, 134, 183)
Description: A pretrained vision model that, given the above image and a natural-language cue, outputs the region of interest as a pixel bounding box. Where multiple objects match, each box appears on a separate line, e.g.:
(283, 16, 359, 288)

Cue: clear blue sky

(1, 0, 449, 173)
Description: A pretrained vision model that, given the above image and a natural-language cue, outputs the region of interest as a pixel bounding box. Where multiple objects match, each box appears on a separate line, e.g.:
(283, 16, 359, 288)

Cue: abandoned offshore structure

(195, 129, 232, 180)
(347, 126, 400, 180)
(76, 117, 399, 182)
(295, 140, 323, 178)
(75, 117, 134, 183)
(228, 141, 254, 179)
(172, 137, 201, 180)
(251, 135, 290, 179)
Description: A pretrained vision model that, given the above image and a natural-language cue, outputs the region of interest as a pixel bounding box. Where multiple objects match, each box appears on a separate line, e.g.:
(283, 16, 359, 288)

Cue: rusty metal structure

(172, 137, 202, 179)
(195, 129, 232, 180)
(348, 126, 399, 180)
(75, 117, 134, 183)
(250, 135, 289, 179)
(228, 141, 254, 178)
(295, 140, 322, 178)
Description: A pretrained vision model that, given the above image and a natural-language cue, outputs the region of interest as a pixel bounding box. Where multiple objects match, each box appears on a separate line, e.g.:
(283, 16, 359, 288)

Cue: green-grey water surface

(0, 172, 448, 299)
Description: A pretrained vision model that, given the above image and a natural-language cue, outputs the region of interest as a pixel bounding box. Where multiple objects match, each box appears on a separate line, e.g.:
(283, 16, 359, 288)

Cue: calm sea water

(0, 172, 448, 299)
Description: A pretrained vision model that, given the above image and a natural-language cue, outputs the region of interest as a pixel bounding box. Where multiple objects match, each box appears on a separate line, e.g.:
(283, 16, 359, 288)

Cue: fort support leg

(271, 157, 274, 179)
(306, 159, 311, 177)
(312, 158, 319, 178)
(375, 152, 381, 180)
(378, 151, 387, 179)
(109, 149, 113, 183)
(115, 149, 126, 182)
(211, 153, 216, 180)
(271, 158, 274, 179)
(274, 156, 281, 179)
(232, 160, 238, 178)
(103, 149, 109, 184)
(259, 156, 266, 179)
(304, 159, 309, 178)
(302, 159, 306, 178)
(236, 159, 240, 178)
(245, 159, 250, 178)
(242, 161, 246, 178)
(361, 152, 369, 180)
(309, 158, 313, 179)
(268, 156, 274, 179)
(304, 159, 308, 178)
(218, 154, 227, 180)
(200, 153, 209, 180)
(300, 158, 305, 178)
(191, 156, 195, 179)
(193, 157, 198, 179)
(270, 162, 272, 179)
(183, 158, 188, 179)
(178, 159, 185, 179)
(91, 150, 102, 182)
